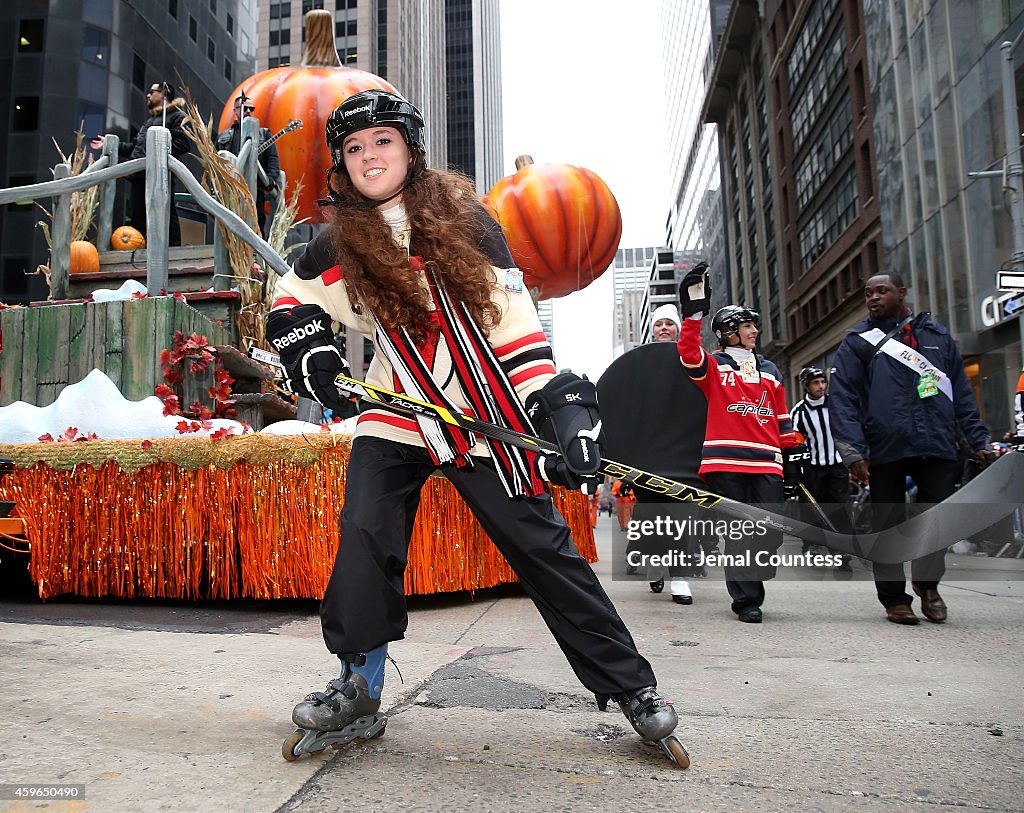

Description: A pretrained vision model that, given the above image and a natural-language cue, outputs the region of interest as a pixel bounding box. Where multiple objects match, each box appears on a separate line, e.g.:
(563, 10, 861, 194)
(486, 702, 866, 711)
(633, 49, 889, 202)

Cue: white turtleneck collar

(379, 202, 410, 250)
(804, 393, 825, 407)
(722, 345, 755, 363)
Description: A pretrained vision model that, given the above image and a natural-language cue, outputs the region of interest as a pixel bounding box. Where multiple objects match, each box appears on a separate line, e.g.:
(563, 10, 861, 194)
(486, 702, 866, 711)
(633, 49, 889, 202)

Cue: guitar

(257, 119, 302, 156)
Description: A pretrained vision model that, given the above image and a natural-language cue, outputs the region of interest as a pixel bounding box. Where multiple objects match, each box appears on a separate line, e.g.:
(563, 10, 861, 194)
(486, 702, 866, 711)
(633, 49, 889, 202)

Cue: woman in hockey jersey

(675, 263, 803, 623)
(264, 90, 685, 765)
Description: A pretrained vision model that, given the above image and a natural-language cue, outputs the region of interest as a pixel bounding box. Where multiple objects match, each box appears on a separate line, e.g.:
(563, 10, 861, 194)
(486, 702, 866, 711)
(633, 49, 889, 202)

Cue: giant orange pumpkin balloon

(485, 155, 622, 300)
(217, 10, 399, 223)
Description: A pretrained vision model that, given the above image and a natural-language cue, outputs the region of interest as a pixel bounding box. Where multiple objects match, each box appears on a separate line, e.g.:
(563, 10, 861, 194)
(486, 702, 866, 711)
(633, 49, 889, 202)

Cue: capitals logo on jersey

(725, 392, 775, 426)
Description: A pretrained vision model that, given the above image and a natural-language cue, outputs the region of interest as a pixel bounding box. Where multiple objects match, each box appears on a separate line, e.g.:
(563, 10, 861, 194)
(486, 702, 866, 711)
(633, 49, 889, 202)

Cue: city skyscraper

(445, 0, 503, 191)
(612, 246, 658, 356)
(660, 0, 731, 317)
(257, 0, 503, 191)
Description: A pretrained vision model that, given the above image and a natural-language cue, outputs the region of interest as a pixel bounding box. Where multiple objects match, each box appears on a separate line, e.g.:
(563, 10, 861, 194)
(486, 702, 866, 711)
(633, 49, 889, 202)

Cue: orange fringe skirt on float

(0, 433, 596, 601)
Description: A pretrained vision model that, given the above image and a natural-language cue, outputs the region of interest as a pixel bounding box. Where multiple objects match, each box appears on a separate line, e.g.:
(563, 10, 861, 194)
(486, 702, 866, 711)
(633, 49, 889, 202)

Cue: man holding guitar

(216, 92, 299, 236)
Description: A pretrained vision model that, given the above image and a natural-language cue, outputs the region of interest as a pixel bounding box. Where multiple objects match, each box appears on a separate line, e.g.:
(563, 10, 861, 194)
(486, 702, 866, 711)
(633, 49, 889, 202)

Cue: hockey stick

(796, 483, 839, 533)
(248, 347, 1024, 564)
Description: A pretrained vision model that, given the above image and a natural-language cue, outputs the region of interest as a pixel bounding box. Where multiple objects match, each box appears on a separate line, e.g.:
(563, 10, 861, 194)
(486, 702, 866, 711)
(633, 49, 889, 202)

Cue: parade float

(0, 12, 595, 602)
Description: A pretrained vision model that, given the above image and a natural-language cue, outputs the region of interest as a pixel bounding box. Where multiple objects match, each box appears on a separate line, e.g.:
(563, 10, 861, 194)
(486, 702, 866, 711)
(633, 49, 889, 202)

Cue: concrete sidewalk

(1, 515, 1023, 812)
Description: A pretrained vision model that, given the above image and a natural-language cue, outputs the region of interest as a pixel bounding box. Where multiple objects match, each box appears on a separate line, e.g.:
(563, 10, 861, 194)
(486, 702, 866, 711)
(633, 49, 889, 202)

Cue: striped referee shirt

(790, 394, 843, 466)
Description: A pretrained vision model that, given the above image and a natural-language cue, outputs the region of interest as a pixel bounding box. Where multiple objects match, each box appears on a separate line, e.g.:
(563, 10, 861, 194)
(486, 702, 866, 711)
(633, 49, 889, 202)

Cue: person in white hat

(651, 303, 681, 343)
(643, 301, 695, 605)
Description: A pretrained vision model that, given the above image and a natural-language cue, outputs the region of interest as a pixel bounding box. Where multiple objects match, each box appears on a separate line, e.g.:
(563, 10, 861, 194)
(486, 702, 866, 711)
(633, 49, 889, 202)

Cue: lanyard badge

(917, 371, 939, 399)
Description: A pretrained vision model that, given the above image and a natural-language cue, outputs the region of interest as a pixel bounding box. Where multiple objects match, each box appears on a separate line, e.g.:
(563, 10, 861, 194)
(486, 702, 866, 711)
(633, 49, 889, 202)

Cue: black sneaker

(737, 607, 763, 623)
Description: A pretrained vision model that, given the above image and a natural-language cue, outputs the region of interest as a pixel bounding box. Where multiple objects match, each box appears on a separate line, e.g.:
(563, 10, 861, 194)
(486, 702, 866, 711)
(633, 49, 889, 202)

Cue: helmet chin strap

(317, 161, 425, 210)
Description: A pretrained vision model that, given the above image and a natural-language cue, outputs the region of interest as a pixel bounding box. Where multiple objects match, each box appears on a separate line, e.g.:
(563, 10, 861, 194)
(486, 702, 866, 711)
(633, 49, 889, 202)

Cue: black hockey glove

(1008, 434, 1024, 453)
(266, 304, 356, 418)
(782, 444, 809, 497)
(525, 372, 603, 492)
(678, 262, 711, 319)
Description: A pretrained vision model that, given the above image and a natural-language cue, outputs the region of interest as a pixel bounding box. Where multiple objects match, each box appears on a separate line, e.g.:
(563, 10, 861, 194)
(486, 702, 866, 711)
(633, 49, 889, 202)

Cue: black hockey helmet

(711, 305, 760, 345)
(325, 90, 426, 169)
(799, 366, 827, 387)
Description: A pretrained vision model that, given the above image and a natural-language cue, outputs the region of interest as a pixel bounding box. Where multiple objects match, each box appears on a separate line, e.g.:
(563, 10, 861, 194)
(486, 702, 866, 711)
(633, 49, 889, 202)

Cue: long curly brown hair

(324, 152, 502, 342)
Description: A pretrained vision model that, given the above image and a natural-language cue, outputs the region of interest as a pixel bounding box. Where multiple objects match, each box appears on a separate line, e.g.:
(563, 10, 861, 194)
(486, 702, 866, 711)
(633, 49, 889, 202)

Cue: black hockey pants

(319, 436, 657, 695)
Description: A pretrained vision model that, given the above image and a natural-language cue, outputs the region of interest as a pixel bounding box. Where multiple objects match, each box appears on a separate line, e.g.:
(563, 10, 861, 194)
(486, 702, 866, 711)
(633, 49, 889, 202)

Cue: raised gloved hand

(678, 262, 711, 319)
(525, 372, 603, 492)
(266, 304, 356, 418)
(782, 444, 809, 497)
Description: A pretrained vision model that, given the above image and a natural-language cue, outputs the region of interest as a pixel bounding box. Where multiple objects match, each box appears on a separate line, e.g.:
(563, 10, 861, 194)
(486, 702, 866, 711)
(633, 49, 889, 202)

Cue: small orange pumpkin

(111, 225, 146, 250)
(69, 241, 100, 275)
(485, 155, 622, 301)
(217, 10, 399, 223)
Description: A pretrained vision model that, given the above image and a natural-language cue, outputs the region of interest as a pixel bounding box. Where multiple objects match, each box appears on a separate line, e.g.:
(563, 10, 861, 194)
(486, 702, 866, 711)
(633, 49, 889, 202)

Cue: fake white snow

(89, 279, 148, 302)
(260, 419, 355, 435)
(0, 369, 247, 443)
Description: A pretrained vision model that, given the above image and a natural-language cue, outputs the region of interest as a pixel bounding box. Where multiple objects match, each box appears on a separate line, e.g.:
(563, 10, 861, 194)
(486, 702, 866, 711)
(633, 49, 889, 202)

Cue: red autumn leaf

(162, 394, 181, 416)
(38, 433, 55, 443)
(210, 427, 233, 441)
(141, 439, 153, 450)
(130, 291, 148, 300)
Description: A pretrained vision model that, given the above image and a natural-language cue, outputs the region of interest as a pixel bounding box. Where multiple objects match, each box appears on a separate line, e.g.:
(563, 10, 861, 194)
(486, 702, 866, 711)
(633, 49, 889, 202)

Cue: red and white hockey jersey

(677, 317, 798, 478)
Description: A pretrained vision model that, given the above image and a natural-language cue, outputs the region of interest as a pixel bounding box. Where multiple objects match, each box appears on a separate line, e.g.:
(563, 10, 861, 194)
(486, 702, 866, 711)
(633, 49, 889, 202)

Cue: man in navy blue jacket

(829, 272, 989, 625)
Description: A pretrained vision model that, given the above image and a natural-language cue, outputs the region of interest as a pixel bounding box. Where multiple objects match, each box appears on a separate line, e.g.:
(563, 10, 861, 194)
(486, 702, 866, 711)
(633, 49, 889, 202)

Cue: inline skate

(282, 647, 388, 761)
(597, 686, 689, 768)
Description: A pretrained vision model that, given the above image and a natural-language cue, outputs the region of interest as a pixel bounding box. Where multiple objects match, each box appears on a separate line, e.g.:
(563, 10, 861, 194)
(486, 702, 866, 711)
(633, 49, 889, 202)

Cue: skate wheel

(352, 717, 388, 745)
(282, 730, 304, 762)
(663, 735, 690, 769)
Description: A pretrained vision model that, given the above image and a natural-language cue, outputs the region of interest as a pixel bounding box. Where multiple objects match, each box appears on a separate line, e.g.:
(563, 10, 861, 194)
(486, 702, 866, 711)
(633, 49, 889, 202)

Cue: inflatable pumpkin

(217, 10, 399, 222)
(485, 155, 622, 301)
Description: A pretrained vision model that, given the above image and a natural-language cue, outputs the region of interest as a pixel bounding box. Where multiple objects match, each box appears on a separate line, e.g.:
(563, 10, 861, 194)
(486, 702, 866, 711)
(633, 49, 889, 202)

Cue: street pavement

(1, 514, 1022, 813)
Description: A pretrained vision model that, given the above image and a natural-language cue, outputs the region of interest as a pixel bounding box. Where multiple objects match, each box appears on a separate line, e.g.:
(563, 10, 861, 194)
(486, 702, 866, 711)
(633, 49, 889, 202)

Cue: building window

(224, 57, 232, 81)
(342, 46, 357, 64)
(18, 19, 45, 52)
(81, 26, 110, 65)
(189, 16, 197, 42)
(226, 13, 234, 36)
(335, 20, 357, 37)
(78, 101, 105, 139)
(302, 0, 324, 11)
(210, 0, 217, 12)
(132, 52, 146, 91)
(207, 37, 215, 62)
(169, 0, 178, 18)
(12, 97, 39, 131)
(270, 29, 291, 46)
